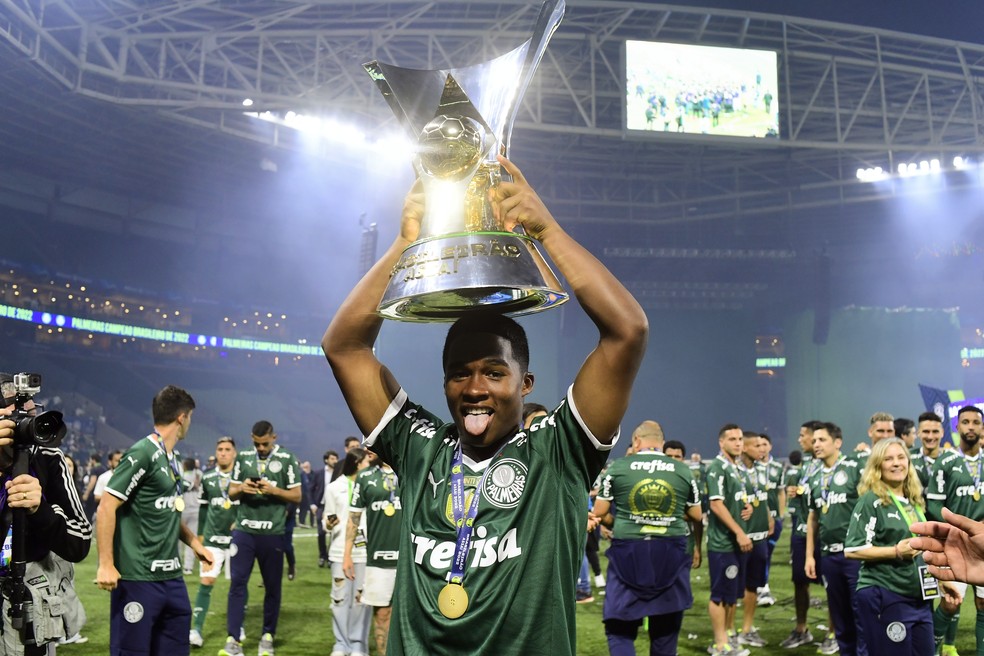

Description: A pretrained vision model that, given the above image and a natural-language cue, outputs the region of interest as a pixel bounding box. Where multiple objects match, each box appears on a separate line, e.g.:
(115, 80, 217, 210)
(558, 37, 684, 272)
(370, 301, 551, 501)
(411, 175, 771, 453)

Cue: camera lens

(17, 411, 66, 447)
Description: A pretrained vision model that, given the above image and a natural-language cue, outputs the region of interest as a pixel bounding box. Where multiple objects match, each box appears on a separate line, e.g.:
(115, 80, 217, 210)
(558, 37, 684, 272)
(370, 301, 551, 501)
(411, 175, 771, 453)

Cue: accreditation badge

(918, 565, 940, 600)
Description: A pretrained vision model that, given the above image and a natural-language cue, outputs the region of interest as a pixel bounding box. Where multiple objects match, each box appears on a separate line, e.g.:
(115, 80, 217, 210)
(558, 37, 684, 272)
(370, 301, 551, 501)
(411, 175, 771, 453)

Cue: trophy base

(378, 232, 569, 322)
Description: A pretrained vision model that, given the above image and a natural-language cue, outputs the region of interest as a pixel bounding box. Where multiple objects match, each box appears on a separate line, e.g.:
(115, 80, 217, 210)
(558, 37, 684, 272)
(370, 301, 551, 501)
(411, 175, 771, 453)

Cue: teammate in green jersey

(96, 385, 212, 656)
(322, 155, 648, 656)
(221, 421, 301, 656)
(804, 422, 864, 656)
(345, 457, 402, 655)
(189, 437, 239, 648)
(926, 405, 984, 656)
(911, 411, 943, 492)
(735, 432, 772, 648)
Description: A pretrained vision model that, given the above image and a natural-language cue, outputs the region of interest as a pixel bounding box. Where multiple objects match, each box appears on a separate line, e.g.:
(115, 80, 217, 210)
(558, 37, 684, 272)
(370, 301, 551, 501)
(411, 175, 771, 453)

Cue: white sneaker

(239, 627, 246, 642)
(594, 573, 606, 588)
(189, 629, 203, 648)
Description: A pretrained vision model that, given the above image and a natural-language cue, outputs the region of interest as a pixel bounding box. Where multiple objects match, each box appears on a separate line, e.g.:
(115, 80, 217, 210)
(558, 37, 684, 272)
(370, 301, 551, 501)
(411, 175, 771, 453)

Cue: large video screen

(625, 40, 780, 138)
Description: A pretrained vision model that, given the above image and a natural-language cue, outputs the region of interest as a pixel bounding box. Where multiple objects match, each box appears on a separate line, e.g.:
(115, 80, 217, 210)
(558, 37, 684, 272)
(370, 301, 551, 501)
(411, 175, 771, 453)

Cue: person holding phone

(323, 448, 371, 656)
(220, 421, 301, 656)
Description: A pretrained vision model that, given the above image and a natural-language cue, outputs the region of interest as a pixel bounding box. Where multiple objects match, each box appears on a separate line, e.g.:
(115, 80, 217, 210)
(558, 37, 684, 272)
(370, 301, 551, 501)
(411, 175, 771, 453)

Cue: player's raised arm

(494, 156, 648, 442)
(323, 180, 423, 435)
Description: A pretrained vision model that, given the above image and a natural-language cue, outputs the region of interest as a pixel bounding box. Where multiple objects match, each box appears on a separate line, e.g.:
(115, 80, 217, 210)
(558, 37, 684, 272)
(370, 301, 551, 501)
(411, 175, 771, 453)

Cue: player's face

(176, 410, 193, 440)
(918, 420, 942, 451)
(326, 455, 338, 468)
(958, 411, 983, 446)
(742, 437, 758, 460)
(812, 429, 839, 460)
(719, 428, 743, 458)
(215, 441, 236, 468)
(880, 443, 909, 488)
(798, 427, 813, 451)
(664, 447, 684, 462)
(109, 452, 122, 469)
(444, 332, 533, 449)
(356, 454, 372, 472)
(252, 433, 277, 458)
(899, 427, 916, 448)
(868, 420, 894, 444)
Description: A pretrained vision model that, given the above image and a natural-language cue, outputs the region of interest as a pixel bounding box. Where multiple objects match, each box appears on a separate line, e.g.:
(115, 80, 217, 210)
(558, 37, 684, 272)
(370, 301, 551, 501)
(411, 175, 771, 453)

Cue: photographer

(0, 373, 91, 655)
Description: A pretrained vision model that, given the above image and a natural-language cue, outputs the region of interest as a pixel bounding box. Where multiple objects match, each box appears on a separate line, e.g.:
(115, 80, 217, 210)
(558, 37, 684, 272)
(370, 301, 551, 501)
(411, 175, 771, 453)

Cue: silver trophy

(365, 0, 569, 321)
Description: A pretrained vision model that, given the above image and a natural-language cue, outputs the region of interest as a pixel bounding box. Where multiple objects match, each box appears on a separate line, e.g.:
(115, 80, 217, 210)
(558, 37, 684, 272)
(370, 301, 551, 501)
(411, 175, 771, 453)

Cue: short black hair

(788, 450, 802, 466)
(252, 420, 275, 437)
(718, 423, 741, 438)
(958, 405, 984, 420)
(344, 436, 361, 447)
(917, 411, 942, 424)
(522, 403, 548, 422)
(152, 385, 196, 425)
(663, 439, 686, 456)
(801, 420, 823, 432)
(818, 421, 842, 441)
(759, 433, 772, 444)
(442, 312, 530, 373)
(324, 450, 338, 460)
(893, 417, 914, 436)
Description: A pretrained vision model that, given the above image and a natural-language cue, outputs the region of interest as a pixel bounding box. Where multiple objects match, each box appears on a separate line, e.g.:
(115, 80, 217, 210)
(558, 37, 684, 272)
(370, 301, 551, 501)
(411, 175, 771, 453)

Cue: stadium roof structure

(2, 1, 983, 309)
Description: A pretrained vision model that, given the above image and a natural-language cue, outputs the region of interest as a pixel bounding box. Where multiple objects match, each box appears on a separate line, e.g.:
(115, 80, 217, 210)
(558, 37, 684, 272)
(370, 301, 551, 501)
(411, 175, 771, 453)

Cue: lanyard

(447, 439, 508, 586)
(797, 456, 821, 487)
(383, 469, 397, 506)
(889, 494, 926, 535)
(151, 431, 183, 498)
(819, 455, 845, 506)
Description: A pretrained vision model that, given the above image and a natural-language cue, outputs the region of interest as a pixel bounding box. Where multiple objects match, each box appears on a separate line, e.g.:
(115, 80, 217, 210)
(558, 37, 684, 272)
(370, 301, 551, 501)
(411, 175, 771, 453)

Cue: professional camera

(0, 373, 66, 448)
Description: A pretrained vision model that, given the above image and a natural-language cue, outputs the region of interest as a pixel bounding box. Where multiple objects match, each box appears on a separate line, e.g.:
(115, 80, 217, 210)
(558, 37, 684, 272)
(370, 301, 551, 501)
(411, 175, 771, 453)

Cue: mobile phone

(248, 476, 262, 484)
(326, 514, 338, 523)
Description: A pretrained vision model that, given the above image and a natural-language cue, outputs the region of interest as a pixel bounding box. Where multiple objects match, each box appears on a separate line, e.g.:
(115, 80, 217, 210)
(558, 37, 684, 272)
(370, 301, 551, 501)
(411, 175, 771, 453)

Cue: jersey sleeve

(926, 455, 949, 521)
(231, 453, 244, 485)
(686, 467, 701, 507)
(706, 462, 726, 501)
(596, 464, 616, 502)
(363, 389, 445, 477)
(285, 453, 302, 489)
(104, 444, 151, 502)
(26, 448, 92, 563)
(844, 493, 877, 552)
(351, 473, 366, 512)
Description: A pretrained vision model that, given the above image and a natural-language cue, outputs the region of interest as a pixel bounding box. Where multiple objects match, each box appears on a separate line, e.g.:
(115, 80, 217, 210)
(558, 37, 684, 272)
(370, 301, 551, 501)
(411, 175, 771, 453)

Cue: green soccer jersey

(104, 435, 184, 581)
(786, 454, 820, 537)
(736, 460, 770, 541)
(927, 449, 984, 522)
(804, 455, 863, 552)
(365, 388, 610, 656)
(845, 491, 928, 599)
(910, 450, 936, 493)
(597, 450, 700, 540)
(232, 445, 301, 535)
(198, 468, 239, 548)
(705, 454, 748, 553)
(351, 465, 402, 569)
(763, 457, 785, 519)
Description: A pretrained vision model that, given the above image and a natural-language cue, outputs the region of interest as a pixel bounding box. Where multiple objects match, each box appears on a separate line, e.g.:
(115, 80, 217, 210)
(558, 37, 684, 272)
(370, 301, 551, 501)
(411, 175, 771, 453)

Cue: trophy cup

(365, 0, 569, 321)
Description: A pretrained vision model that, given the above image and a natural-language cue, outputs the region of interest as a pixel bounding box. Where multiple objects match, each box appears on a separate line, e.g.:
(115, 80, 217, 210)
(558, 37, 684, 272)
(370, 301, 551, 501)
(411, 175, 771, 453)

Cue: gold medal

(752, 498, 759, 507)
(438, 583, 468, 619)
(821, 504, 829, 514)
(383, 503, 396, 517)
(223, 499, 232, 510)
(975, 491, 981, 502)
(796, 485, 805, 495)
(174, 497, 185, 513)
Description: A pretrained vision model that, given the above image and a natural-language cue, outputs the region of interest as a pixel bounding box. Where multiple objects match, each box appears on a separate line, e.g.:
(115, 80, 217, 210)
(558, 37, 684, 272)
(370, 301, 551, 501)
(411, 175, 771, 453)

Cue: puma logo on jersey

(427, 471, 445, 499)
(411, 526, 522, 571)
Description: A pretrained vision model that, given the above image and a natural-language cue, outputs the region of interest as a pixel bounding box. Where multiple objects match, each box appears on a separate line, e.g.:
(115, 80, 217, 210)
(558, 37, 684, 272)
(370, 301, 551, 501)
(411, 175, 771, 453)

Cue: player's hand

(492, 156, 558, 242)
(241, 479, 261, 495)
(343, 553, 355, 581)
(5, 474, 42, 514)
(96, 564, 121, 591)
(196, 545, 214, 569)
(895, 537, 921, 560)
(254, 479, 274, 495)
(736, 531, 753, 553)
(587, 514, 601, 532)
(786, 485, 798, 499)
(940, 581, 963, 607)
(740, 503, 753, 521)
(400, 178, 424, 244)
(804, 556, 816, 580)
(692, 550, 702, 569)
(911, 507, 984, 585)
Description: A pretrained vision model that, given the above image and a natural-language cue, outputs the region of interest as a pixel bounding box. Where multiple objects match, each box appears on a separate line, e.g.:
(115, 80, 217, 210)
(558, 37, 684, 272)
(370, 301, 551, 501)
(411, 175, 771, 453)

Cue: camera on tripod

(0, 373, 66, 448)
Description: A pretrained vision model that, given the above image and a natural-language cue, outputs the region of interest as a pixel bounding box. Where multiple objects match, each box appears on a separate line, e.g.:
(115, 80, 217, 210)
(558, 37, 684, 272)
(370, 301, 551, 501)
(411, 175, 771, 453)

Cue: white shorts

(360, 566, 396, 607)
(199, 546, 231, 580)
(946, 581, 984, 600)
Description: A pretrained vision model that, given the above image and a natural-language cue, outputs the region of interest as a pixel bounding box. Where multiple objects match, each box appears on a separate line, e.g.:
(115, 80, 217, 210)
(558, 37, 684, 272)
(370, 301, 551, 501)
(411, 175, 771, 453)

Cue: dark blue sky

(670, 1, 984, 44)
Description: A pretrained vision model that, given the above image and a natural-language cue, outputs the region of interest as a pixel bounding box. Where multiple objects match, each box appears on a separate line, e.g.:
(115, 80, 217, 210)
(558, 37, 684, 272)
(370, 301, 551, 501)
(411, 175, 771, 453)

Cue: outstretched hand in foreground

(910, 507, 984, 585)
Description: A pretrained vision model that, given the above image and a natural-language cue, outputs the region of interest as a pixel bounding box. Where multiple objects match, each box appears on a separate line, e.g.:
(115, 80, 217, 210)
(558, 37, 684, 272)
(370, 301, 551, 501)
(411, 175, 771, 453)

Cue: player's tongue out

(463, 410, 492, 436)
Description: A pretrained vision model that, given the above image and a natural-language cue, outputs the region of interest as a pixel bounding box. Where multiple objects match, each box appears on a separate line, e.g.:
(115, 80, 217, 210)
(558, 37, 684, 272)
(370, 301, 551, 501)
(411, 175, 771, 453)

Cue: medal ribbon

(819, 455, 845, 508)
(447, 440, 509, 586)
(960, 451, 981, 492)
(384, 469, 397, 507)
(889, 494, 926, 535)
(797, 456, 821, 488)
(151, 431, 183, 498)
